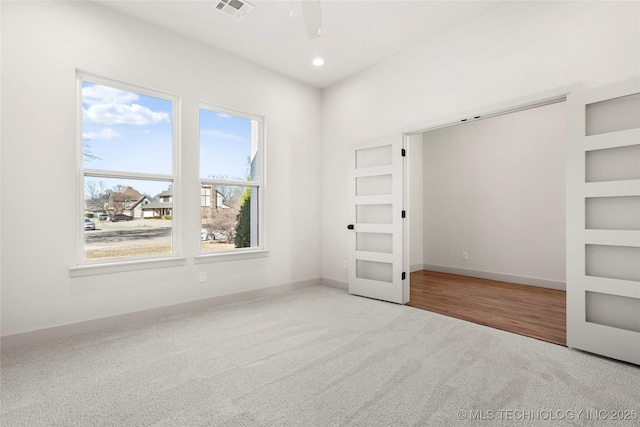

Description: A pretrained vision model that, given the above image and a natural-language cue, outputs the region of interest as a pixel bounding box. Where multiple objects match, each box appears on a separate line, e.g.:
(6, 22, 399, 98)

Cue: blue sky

(82, 81, 252, 198)
(199, 108, 251, 181)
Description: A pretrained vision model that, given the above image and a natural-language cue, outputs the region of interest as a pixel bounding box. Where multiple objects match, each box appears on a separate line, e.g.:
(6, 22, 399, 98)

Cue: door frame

(400, 83, 579, 303)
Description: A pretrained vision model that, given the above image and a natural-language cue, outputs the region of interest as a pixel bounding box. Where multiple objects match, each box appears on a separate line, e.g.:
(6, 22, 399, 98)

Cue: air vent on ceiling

(215, 0, 255, 21)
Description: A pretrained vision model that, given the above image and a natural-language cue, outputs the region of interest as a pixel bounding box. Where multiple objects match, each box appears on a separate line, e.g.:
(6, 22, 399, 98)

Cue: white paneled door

(347, 135, 408, 304)
(567, 79, 640, 365)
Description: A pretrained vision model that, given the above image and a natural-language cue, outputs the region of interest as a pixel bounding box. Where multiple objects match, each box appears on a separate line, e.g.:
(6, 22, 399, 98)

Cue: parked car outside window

(84, 218, 96, 230)
(110, 214, 133, 222)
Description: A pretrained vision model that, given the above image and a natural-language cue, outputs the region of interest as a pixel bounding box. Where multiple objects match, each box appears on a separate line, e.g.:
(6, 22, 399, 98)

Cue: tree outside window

(199, 106, 262, 253)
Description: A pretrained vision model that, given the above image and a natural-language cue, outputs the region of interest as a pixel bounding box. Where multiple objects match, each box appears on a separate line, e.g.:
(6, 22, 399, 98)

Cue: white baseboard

(321, 278, 348, 291)
(410, 263, 424, 273)
(1, 279, 320, 351)
(421, 264, 566, 291)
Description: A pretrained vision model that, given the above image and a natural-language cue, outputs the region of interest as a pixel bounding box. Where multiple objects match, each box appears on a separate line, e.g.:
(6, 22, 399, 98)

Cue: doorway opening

(405, 92, 569, 345)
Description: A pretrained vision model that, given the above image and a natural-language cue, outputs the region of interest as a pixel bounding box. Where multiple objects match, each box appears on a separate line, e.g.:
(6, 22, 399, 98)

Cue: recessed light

(312, 58, 324, 67)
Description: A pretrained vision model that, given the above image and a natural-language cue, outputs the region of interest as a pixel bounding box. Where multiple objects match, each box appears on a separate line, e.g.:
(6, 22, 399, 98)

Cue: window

(201, 186, 211, 207)
(79, 74, 179, 263)
(199, 105, 263, 254)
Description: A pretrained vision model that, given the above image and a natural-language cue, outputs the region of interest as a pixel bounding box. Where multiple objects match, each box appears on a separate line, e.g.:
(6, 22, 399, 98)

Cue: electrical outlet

(199, 272, 206, 282)
(462, 251, 468, 260)
(343, 260, 348, 270)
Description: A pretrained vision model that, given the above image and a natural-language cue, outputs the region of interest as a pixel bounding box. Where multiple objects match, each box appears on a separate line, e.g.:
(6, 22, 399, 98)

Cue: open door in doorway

(567, 79, 640, 365)
(347, 135, 408, 304)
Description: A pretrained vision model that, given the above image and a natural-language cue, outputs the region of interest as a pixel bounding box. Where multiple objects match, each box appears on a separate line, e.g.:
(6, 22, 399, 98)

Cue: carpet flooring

(1, 285, 639, 426)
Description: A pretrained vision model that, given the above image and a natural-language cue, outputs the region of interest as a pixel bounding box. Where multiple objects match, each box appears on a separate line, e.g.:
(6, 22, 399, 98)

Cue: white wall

(320, 1, 640, 284)
(0, 1, 322, 337)
(421, 102, 566, 288)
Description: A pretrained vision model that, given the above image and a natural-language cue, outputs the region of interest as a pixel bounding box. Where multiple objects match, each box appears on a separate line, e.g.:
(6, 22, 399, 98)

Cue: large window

(79, 74, 178, 263)
(199, 105, 263, 254)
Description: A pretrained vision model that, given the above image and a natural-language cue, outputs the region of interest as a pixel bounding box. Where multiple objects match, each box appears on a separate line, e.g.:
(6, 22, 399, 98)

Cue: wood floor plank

(407, 270, 567, 346)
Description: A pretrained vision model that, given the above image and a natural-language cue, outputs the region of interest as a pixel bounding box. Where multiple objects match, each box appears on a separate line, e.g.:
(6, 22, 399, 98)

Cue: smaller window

(199, 105, 263, 254)
(201, 186, 212, 207)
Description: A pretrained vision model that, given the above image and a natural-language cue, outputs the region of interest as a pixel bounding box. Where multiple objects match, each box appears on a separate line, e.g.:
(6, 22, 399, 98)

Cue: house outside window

(79, 73, 179, 263)
(199, 105, 264, 254)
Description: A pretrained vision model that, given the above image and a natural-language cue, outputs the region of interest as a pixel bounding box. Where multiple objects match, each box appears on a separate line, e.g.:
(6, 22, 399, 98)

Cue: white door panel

(348, 135, 407, 304)
(567, 79, 640, 365)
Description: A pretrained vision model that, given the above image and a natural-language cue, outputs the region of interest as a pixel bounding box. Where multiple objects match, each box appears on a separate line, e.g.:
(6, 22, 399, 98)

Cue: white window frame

(70, 72, 184, 276)
(196, 103, 267, 263)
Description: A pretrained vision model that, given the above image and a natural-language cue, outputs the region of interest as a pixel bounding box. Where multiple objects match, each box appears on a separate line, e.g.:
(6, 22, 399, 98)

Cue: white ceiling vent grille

(215, 0, 255, 21)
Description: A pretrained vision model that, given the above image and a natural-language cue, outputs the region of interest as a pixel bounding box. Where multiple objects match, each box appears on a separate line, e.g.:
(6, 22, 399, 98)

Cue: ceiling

(95, 0, 505, 89)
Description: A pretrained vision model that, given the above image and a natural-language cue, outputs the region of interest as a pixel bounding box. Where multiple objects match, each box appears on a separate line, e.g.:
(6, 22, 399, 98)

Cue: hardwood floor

(407, 270, 566, 346)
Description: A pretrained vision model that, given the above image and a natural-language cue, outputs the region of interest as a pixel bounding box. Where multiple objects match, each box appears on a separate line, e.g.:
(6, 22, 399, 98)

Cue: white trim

(76, 74, 85, 264)
(69, 257, 187, 277)
(585, 128, 640, 152)
(410, 263, 423, 273)
(320, 278, 348, 291)
(402, 134, 410, 303)
(421, 264, 566, 291)
(198, 101, 263, 124)
(584, 230, 640, 247)
(76, 70, 179, 102)
(584, 78, 640, 104)
(401, 83, 578, 135)
(201, 179, 260, 188)
(583, 275, 640, 299)
(194, 249, 269, 264)
(171, 94, 182, 257)
(2, 278, 319, 350)
(83, 169, 173, 182)
(584, 180, 640, 198)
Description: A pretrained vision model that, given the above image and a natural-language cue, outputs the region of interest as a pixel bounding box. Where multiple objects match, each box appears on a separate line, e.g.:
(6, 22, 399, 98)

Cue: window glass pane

(84, 176, 173, 260)
(201, 185, 258, 252)
(356, 204, 392, 224)
(356, 260, 393, 283)
(356, 232, 393, 254)
(356, 175, 392, 196)
(82, 81, 173, 175)
(199, 108, 257, 181)
(356, 144, 392, 169)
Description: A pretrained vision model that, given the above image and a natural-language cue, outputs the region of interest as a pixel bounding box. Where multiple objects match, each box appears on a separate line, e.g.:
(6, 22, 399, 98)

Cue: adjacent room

(2, 1, 639, 425)
(409, 101, 568, 345)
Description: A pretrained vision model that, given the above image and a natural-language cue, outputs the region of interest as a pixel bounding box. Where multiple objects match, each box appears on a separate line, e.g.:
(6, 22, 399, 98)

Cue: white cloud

(201, 129, 243, 140)
(82, 84, 169, 125)
(82, 85, 139, 105)
(82, 128, 120, 140)
(216, 113, 233, 119)
(83, 104, 169, 125)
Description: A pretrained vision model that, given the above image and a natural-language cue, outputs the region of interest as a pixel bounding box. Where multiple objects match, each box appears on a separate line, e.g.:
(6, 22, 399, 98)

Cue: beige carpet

(1, 285, 639, 426)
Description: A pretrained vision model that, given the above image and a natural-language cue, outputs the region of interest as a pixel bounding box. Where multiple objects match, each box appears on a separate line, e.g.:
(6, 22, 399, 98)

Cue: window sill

(194, 249, 269, 264)
(69, 257, 187, 278)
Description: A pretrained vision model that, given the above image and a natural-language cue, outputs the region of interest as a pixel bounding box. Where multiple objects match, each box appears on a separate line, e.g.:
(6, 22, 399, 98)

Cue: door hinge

(402, 272, 406, 280)
(401, 210, 406, 218)
(401, 148, 406, 157)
